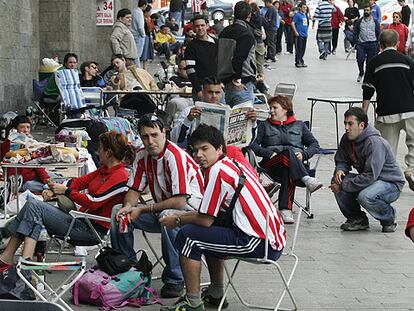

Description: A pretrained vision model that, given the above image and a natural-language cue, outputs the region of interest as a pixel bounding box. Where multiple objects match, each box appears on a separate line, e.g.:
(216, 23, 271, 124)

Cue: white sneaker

(280, 209, 295, 224)
(305, 178, 323, 193)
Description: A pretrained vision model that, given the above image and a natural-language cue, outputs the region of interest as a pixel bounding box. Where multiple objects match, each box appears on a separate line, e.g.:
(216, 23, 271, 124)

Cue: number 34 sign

(96, 0, 114, 26)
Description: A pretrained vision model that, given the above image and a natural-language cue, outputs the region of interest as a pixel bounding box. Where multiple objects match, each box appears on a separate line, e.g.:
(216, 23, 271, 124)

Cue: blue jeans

(134, 35, 146, 67)
(224, 81, 254, 108)
(318, 41, 331, 55)
(110, 204, 183, 285)
(356, 41, 378, 76)
(8, 198, 106, 245)
(334, 174, 400, 226)
(22, 180, 45, 193)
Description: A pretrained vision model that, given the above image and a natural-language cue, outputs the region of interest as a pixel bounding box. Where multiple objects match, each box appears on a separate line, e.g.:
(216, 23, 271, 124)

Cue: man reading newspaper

(170, 76, 257, 150)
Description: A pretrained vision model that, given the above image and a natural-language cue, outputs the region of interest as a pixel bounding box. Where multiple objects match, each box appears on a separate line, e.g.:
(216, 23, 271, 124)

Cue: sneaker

(404, 172, 414, 191)
(340, 217, 369, 231)
(382, 222, 397, 233)
(265, 59, 273, 63)
(160, 283, 184, 298)
(345, 48, 349, 53)
(161, 295, 205, 311)
(0, 257, 12, 273)
(319, 52, 325, 60)
(295, 63, 302, 68)
(280, 209, 295, 224)
(301, 63, 308, 68)
(332, 49, 336, 55)
(201, 287, 229, 309)
(357, 75, 363, 82)
(305, 178, 323, 193)
(284, 51, 293, 55)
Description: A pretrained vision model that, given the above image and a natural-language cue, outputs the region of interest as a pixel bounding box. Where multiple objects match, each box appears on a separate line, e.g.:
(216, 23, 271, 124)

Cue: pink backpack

(73, 266, 162, 310)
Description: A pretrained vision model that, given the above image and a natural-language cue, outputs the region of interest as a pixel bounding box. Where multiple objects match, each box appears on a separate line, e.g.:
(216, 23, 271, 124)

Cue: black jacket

(217, 20, 256, 84)
(362, 48, 414, 116)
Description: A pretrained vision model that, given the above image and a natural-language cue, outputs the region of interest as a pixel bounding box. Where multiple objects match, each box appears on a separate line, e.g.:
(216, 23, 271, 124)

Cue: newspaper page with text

(194, 101, 254, 147)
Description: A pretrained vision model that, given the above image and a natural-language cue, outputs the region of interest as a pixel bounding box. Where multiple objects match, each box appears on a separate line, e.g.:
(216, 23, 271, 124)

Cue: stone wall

(0, 0, 141, 113)
(0, 0, 40, 113)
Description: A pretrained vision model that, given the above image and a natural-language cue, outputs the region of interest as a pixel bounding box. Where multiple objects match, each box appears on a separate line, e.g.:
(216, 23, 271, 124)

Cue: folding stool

(16, 257, 86, 311)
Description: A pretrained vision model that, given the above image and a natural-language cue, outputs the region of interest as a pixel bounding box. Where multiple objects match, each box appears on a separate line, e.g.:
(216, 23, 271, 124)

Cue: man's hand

(159, 214, 178, 230)
(295, 152, 303, 161)
(334, 170, 345, 184)
(294, 31, 299, 37)
(116, 205, 134, 222)
(329, 183, 341, 193)
(48, 182, 67, 195)
(187, 106, 202, 121)
(42, 189, 54, 202)
(246, 109, 256, 122)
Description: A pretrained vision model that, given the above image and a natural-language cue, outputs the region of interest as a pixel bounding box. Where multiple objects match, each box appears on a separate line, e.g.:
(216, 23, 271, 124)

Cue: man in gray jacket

(330, 107, 405, 233)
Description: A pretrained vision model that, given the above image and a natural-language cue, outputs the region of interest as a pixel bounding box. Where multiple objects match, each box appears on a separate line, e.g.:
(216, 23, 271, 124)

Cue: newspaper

(194, 101, 254, 147)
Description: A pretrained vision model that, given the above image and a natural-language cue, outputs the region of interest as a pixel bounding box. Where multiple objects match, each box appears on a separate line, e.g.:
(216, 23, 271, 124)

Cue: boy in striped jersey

(160, 125, 286, 311)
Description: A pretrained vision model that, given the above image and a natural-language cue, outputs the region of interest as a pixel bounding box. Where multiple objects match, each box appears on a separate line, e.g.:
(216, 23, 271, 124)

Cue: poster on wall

(96, 0, 114, 26)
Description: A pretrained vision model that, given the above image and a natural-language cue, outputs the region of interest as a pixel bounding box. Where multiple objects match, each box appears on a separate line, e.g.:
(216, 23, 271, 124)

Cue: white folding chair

(218, 212, 300, 311)
(17, 257, 86, 311)
(274, 83, 297, 100)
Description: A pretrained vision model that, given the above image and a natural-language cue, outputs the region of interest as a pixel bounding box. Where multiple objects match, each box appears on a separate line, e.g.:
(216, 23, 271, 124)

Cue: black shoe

(382, 222, 397, 233)
(340, 217, 369, 231)
(295, 63, 302, 68)
(201, 287, 229, 309)
(301, 63, 308, 68)
(319, 53, 325, 59)
(332, 49, 336, 55)
(160, 283, 184, 298)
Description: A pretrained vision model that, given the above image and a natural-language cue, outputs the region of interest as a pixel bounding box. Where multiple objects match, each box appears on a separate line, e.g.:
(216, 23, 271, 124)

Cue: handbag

(96, 247, 132, 276)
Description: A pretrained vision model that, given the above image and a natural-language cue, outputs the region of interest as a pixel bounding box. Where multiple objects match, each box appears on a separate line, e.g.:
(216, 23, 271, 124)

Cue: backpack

(0, 266, 35, 301)
(72, 266, 162, 310)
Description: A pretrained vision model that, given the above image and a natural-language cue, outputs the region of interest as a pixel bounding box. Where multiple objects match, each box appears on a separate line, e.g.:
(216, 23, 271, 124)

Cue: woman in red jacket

(1, 115, 52, 193)
(388, 12, 409, 54)
(0, 131, 135, 272)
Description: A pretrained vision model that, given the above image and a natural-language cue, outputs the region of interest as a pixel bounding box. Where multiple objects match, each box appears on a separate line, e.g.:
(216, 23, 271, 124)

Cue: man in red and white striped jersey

(110, 114, 204, 299)
(160, 124, 286, 311)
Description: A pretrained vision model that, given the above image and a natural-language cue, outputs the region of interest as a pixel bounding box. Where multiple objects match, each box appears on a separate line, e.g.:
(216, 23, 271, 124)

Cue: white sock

(301, 176, 312, 184)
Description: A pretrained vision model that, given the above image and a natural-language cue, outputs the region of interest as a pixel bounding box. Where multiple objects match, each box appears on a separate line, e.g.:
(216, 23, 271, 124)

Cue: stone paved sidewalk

(34, 29, 414, 310)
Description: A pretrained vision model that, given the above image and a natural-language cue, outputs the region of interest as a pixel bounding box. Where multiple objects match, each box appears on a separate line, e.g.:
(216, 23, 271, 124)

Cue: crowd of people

(2, 0, 414, 310)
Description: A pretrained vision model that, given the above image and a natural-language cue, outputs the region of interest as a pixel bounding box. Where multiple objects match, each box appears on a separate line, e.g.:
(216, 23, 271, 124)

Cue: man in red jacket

(331, 0, 345, 54)
(280, 0, 294, 54)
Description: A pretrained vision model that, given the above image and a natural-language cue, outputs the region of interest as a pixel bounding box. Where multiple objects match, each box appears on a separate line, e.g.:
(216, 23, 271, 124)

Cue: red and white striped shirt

(128, 141, 204, 210)
(199, 157, 286, 251)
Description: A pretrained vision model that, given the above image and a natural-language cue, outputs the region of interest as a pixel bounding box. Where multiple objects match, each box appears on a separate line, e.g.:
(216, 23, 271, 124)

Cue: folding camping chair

(31, 79, 60, 128)
(218, 211, 300, 311)
(242, 146, 320, 219)
(274, 83, 297, 100)
(17, 257, 86, 311)
(55, 70, 113, 122)
(48, 210, 111, 261)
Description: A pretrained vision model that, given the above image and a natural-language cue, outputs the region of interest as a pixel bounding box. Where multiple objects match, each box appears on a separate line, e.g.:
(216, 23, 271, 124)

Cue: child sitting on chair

(1, 115, 53, 193)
